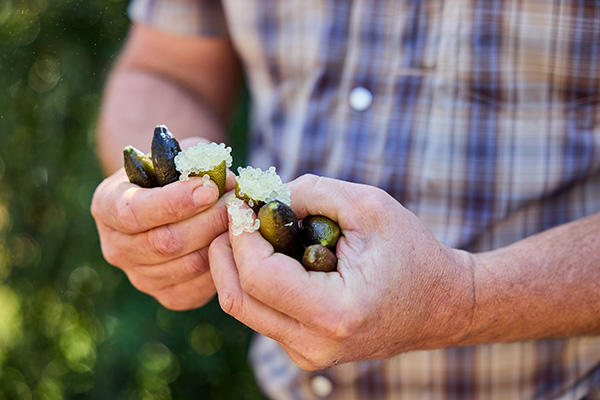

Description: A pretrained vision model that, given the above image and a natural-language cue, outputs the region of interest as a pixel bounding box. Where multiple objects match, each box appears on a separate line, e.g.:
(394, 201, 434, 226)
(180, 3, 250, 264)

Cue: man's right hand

(91, 165, 235, 310)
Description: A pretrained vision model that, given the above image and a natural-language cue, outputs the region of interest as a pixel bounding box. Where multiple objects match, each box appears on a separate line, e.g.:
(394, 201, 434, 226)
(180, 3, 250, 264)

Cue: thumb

(286, 174, 365, 224)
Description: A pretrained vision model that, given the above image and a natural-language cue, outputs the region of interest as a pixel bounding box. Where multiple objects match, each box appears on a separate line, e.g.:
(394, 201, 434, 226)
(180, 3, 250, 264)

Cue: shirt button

(349, 86, 373, 111)
(310, 375, 334, 397)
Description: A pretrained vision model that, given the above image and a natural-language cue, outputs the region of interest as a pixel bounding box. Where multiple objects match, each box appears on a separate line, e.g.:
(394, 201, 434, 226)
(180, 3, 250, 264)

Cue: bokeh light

(190, 323, 223, 357)
(0, 0, 258, 398)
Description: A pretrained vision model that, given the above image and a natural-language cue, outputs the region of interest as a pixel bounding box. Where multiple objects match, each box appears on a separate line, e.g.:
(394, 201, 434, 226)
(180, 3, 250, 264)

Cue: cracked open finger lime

(234, 166, 291, 213)
(174, 142, 233, 196)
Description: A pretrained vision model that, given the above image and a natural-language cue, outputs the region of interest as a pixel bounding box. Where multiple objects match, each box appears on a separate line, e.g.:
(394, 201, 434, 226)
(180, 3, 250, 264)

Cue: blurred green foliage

(0, 0, 259, 399)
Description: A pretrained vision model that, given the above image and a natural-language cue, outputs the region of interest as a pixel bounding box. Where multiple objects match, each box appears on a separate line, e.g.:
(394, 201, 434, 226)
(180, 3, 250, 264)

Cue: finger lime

(235, 166, 291, 213)
(302, 244, 337, 272)
(151, 124, 181, 186)
(123, 145, 158, 188)
(174, 142, 233, 196)
(302, 215, 341, 249)
(258, 200, 302, 258)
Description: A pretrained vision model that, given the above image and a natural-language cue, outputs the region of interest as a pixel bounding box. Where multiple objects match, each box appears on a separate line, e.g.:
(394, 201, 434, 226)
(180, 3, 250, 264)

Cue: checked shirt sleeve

(128, 0, 229, 37)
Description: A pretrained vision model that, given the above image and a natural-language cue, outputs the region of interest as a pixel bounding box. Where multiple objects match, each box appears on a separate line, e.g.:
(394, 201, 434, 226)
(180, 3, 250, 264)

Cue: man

(91, 1, 600, 398)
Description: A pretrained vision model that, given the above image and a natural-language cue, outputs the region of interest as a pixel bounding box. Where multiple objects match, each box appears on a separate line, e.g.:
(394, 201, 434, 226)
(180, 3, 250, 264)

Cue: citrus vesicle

(174, 142, 233, 196)
(234, 166, 291, 213)
(225, 195, 261, 236)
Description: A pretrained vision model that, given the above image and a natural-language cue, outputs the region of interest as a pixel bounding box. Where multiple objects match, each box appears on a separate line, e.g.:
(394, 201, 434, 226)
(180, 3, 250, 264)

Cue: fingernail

(193, 185, 218, 206)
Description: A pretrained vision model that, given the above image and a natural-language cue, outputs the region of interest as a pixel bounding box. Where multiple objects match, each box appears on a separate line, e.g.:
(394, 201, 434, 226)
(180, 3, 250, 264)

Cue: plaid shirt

(129, 1, 600, 399)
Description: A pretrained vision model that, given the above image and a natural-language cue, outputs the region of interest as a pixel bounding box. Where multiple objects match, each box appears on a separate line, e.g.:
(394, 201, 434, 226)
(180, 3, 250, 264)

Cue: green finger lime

(123, 145, 158, 188)
(302, 215, 341, 249)
(257, 200, 302, 258)
(302, 244, 337, 272)
(235, 166, 291, 213)
(151, 124, 181, 186)
(174, 142, 233, 196)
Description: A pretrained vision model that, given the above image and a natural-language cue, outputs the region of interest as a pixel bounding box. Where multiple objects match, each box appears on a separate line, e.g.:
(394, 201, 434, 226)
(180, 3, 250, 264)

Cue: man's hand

(91, 148, 236, 310)
(209, 174, 475, 370)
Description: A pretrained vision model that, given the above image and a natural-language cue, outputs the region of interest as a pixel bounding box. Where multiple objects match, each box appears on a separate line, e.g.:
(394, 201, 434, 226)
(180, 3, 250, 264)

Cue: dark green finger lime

(302, 244, 337, 272)
(258, 200, 302, 258)
(123, 145, 158, 188)
(151, 124, 181, 186)
(302, 215, 341, 249)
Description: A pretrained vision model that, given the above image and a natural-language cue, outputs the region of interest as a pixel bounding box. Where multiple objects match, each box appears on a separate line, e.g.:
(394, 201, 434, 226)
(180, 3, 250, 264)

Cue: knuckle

(155, 286, 195, 311)
(182, 249, 209, 276)
(334, 316, 361, 340)
(158, 196, 182, 222)
(210, 206, 229, 233)
(113, 196, 143, 232)
(90, 180, 110, 220)
(201, 207, 229, 244)
(218, 288, 242, 317)
(101, 245, 122, 267)
(351, 188, 391, 227)
(147, 225, 182, 257)
(300, 348, 335, 370)
(158, 295, 190, 311)
(356, 188, 381, 210)
(160, 187, 195, 221)
(238, 266, 259, 297)
(99, 236, 128, 268)
(126, 272, 155, 295)
(292, 355, 320, 371)
(297, 174, 323, 196)
(319, 310, 362, 341)
(90, 193, 102, 221)
(156, 281, 215, 311)
(296, 173, 320, 187)
(207, 235, 222, 260)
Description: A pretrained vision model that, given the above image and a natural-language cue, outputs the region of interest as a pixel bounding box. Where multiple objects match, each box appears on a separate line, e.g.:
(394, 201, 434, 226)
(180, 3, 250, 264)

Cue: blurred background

(0, 0, 260, 398)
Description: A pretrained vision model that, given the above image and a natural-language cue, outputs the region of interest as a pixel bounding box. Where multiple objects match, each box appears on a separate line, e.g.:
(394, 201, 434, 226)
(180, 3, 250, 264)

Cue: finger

(179, 136, 206, 149)
(287, 174, 392, 228)
(153, 271, 217, 311)
(124, 247, 210, 290)
(180, 136, 236, 193)
(226, 216, 348, 334)
(211, 233, 344, 370)
(224, 168, 236, 192)
(91, 169, 219, 234)
(106, 193, 229, 265)
(209, 233, 302, 341)
(278, 342, 340, 371)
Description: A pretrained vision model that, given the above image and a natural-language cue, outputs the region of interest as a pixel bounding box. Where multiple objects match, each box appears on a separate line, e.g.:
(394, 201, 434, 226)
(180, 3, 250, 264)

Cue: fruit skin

(302, 244, 337, 272)
(302, 215, 341, 249)
(188, 160, 226, 196)
(123, 145, 158, 188)
(258, 201, 302, 258)
(151, 125, 181, 186)
(234, 184, 264, 214)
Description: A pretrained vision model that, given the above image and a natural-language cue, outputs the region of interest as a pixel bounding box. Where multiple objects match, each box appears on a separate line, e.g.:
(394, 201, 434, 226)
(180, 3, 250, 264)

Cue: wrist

(420, 247, 476, 350)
